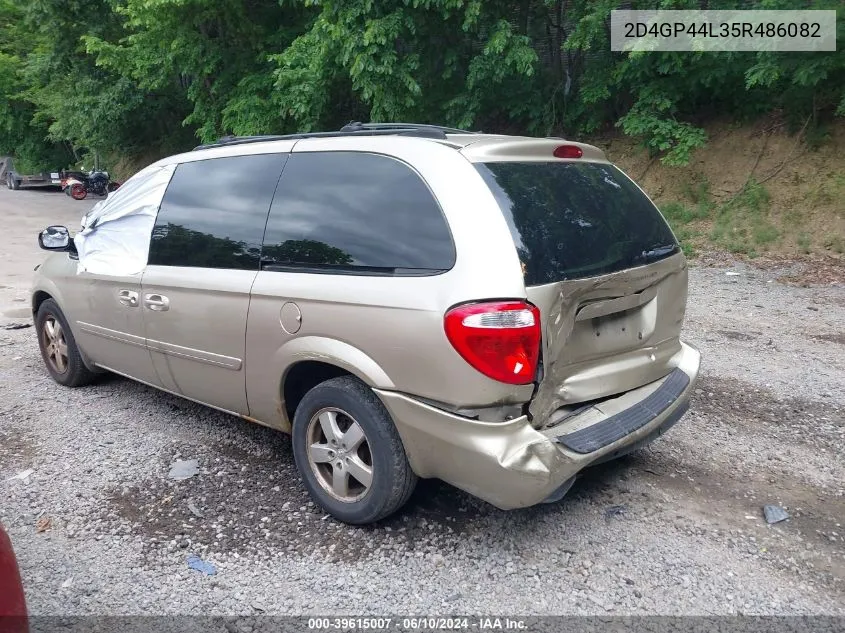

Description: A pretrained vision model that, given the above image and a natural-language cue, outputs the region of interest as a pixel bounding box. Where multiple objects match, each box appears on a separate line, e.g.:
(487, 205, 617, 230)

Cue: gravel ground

(1, 187, 843, 616)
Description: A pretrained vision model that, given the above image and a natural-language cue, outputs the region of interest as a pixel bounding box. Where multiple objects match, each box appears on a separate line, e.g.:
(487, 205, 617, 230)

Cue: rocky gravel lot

(0, 188, 843, 616)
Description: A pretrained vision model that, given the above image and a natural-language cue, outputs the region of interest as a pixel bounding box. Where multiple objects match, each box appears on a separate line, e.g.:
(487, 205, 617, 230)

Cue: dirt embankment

(599, 118, 845, 263)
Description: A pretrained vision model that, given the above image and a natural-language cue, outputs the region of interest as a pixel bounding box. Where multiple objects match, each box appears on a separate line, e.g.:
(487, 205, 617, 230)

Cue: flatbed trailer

(1, 157, 62, 190)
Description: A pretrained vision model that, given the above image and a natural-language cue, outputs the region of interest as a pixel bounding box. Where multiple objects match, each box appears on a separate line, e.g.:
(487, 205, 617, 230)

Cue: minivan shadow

(98, 374, 644, 557)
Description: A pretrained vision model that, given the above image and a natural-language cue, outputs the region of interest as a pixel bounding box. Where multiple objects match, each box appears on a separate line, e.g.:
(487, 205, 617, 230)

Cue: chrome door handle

(118, 289, 139, 307)
(144, 294, 170, 311)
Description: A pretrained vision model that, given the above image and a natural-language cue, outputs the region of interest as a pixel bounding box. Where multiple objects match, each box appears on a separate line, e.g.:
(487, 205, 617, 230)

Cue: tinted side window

(261, 152, 455, 275)
(149, 154, 287, 269)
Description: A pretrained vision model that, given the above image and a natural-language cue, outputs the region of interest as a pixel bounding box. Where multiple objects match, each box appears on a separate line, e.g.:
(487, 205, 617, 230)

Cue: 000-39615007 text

(308, 618, 394, 629)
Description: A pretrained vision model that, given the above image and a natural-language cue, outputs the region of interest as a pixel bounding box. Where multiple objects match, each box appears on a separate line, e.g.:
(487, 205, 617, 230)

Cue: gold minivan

(32, 123, 700, 524)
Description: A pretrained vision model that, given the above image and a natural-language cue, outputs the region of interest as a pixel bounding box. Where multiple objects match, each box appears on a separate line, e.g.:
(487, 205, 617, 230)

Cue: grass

(657, 171, 842, 258)
(709, 224, 758, 257)
(658, 178, 719, 258)
(681, 178, 712, 207)
(710, 179, 779, 256)
(797, 232, 812, 254)
(783, 208, 803, 229)
(823, 235, 844, 254)
(661, 197, 713, 223)
(674, 228, 699, 257)
(661, 202, 704, 225)
(659, 203, 703, 257)
(805, 123, 832, 151)
(808, 173, 845, 207)
(754, 224, 780, 246)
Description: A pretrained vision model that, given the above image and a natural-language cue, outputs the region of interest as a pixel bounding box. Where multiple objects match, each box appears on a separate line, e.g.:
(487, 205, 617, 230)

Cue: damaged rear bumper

(375, 341, 700, 510)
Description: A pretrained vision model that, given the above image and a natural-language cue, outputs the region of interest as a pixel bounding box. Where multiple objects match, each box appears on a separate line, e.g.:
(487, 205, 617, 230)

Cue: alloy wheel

(70, 183, 87, 200)
(41, 316, 69, 374)
(305, 407, 374, 503)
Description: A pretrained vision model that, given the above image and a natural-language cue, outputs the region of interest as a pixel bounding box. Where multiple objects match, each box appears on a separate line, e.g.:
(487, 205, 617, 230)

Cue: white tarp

(74, 163, 176, 276)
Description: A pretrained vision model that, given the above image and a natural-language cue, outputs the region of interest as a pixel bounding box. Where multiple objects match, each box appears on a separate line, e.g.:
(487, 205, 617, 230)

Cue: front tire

(291, 376, 417, 524)
(9, 174, 20, 190)
(36, 299, 97, 387)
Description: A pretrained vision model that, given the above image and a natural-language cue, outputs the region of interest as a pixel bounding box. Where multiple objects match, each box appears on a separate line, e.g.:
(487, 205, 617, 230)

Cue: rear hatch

(475, 159, 688, 427)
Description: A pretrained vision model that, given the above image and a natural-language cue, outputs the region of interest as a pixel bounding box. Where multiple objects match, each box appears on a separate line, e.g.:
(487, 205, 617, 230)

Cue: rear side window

(261, 152, 455, 275)
(149, 153, 287, 270)
(476, 162, 679, 286)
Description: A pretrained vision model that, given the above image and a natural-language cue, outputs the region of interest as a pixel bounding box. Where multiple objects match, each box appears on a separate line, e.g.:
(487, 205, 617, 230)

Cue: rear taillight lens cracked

(444, 301, 541, 385)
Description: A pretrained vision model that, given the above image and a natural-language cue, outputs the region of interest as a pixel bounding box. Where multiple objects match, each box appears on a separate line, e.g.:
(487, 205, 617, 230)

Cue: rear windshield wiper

(633, 244, 679, 265)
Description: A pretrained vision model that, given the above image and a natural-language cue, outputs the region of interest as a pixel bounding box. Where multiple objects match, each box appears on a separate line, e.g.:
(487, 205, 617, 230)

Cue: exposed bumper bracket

(555, 368, 690, 454)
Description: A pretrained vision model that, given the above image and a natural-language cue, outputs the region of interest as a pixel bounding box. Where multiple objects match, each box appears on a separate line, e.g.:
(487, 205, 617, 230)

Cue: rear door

(141, 152, 288, 414)
(475, 159, 688, 424)
(245, 150, 459, 426)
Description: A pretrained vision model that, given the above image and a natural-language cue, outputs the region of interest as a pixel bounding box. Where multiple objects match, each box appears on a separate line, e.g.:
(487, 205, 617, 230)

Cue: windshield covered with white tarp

(74, 163, 176, 276)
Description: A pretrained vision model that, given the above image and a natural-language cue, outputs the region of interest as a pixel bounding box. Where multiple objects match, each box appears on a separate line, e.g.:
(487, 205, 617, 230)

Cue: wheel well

(32, 291, 52, 316)
(283, 361, 352, 422)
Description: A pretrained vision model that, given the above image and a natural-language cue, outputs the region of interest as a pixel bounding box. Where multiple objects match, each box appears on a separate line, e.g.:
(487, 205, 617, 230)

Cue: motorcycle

(61, 170, 120, 200)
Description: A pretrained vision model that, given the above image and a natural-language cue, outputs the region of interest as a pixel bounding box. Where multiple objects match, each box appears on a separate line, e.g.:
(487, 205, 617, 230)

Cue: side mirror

(38, 225, 71, 251)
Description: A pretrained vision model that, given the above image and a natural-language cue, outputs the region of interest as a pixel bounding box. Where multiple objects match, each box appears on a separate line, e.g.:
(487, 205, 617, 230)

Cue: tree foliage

(0, 0, 842, 172)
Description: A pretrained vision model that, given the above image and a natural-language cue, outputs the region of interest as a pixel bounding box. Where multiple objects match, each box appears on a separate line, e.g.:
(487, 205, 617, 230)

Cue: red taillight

(553, 145, 583, 159)
(444, 301, 541, 385)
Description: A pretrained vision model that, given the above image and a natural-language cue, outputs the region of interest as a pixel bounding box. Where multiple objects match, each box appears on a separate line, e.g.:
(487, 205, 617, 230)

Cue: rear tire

(70, 183, 87, 200)
(35, 299, 97, 387)
(9, 175, 20, 190)
(291, 376, 417, 524)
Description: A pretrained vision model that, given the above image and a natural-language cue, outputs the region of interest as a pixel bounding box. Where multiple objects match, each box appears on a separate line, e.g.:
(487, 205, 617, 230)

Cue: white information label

(611, 10, 837, 52)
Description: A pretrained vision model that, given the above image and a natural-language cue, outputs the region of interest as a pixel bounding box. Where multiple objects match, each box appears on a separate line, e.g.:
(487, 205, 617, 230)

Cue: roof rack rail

(339, 122, 476, 135)
(192, 122, 478, 151)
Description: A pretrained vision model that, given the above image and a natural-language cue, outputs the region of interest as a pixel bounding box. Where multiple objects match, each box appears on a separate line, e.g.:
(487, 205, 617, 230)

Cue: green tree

(85, 0, 314, 142)
(0, 0, 72, 171)
(1, 0, 842, 170)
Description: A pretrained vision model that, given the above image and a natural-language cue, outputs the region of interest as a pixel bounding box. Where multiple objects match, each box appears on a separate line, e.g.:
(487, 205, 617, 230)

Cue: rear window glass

(261, 152, 455, 275)
(476, 162, 679, 286)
